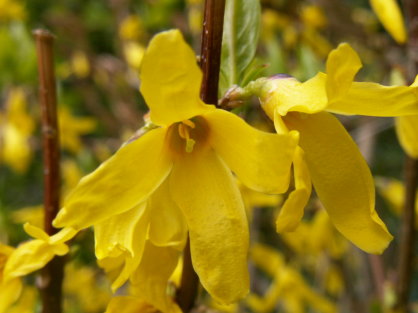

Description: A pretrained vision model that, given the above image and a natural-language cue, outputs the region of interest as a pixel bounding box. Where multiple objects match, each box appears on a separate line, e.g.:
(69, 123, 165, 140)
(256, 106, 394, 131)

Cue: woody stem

(395, 1, 418, 311)
(175, 0, 226, 311)
(34, 29, 64, 313)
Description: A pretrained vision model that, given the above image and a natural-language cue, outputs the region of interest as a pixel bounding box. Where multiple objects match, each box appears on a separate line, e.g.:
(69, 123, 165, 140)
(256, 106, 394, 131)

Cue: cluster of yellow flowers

(1, 0, 418, 311)
(49, 29, 417, 312)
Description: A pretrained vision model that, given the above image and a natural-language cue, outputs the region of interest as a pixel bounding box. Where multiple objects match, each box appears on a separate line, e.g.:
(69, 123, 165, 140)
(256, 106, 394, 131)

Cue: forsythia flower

(227, 43, 418, 254)
(53, 29, 298, 306)
(0, 225, 75, 312)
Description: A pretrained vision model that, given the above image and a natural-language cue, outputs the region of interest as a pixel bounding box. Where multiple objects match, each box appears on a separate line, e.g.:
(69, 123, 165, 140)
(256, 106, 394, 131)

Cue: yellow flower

(3, 224, 76, 282)
(376, 177, 418, 218)
(247, 244, 336, 313)
(230, 43, 418, 254)
(369, 0, 407, 44)
(59, 106, 97, 154)
(0, 88, 35, 173)
(53, 29, 298, 305)
(64, 262, 111, 312)
(0, 0, 25, 21)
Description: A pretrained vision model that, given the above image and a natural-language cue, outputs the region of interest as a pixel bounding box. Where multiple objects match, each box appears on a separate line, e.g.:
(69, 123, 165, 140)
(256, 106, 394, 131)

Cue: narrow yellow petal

(140, 29, 214, 126)
(396, 115, 418, 158)
(131, 242, 182, 313)
(169, 149, 249, 304)
(326, 81, 418, 116)
(261, 73, 328, 118)
(205, 109, 298, 194)
(53, 128, 172, 230)
(0, 279, 22, 313)
(326, 43, 361, 101)
(96, 203, 150, 291)
(276, 146, 312, 232)
(94, 202, 148, 260)
(285, 112, 393, 254)
(23, 223, 49, 241)
(4, 239, 67, 280)
(370, 0, 407, 44)
(148, 181, 188, 250)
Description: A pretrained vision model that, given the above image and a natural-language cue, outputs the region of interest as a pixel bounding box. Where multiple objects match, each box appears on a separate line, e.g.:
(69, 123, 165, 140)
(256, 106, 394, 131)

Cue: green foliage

(219, 0, 261, 96)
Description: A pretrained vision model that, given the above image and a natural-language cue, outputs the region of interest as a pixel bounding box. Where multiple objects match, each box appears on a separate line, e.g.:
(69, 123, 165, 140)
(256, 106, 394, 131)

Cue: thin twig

(199, 0, 226, 105)
(175, 1, 226, 311)
(395, 1, 418, 311)
(34, 29, 64, 313)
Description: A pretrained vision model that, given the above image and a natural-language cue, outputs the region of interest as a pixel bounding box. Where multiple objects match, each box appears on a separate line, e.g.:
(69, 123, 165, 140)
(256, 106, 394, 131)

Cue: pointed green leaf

(219, 0, 261, 96)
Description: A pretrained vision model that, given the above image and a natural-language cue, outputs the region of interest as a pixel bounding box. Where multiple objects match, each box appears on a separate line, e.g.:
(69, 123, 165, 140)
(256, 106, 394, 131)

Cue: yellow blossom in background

(247, 243, 336, 313)
(10, 205, 43, 228)
(119, 15, 144, 41)
(0, 88, 35, 173)
(71, 51, 90, 78)
(369, 0, 407, 44)
(59, 106, 97, 154)
(64, 263, 111, 312)
(0, 0, 25, 21)
(280, 209, 348, 260)
(53, 29, 298, 308)
(123, 41, 145, 71)
(300, 5, 327, 29)
(376, 177, 418, 218)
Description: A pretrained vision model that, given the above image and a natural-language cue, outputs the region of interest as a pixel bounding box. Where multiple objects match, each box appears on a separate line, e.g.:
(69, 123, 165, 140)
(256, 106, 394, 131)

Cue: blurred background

(0, 0, 413, 312)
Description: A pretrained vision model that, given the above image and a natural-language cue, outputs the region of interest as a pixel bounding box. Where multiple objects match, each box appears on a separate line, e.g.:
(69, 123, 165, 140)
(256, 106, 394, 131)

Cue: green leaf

(219, 0, 261, 96)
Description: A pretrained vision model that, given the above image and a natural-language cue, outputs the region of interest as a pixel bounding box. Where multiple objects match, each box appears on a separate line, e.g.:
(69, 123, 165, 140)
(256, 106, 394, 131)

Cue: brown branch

(396, 157, 418, 312)
(199, 0, 226, 105)
(395, 2, 418, 311)
(34, 29, 64, 313)
(175, 1, 226, 312)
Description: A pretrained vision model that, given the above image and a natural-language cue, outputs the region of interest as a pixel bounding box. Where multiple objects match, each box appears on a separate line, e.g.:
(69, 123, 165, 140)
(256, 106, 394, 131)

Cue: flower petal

(53, 128, 172, 230)
(140, 29, 213, 126)
(326, 43, 361, 101)
(94, 202, 148, 260)
(205, 109, 298, 194)
(285, 112, 393, 254)
(326, 81, 418, 116)
(96, 203, 151, 291)
(4, 240, 68, 281)
(395, 115, 418, 158)
(0, 279, 22, 313)
(169, 149, 249, 304)
(105, 297, 156, 313)
(148, 181, 188, 250)
(130, 242, 182, 313)
(261, 73, 328, 117)
(370, 0, 407, 44)
(276, 146, 312, 232)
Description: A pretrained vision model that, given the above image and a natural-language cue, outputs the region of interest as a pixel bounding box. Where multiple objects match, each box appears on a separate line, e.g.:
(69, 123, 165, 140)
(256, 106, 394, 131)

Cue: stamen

(182, 119, 196, 128)
(178, 122, 195, 153)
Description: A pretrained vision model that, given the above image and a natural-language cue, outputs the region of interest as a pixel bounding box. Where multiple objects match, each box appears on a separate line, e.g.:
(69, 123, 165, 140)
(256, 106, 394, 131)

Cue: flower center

(166, 116, 209, 156)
